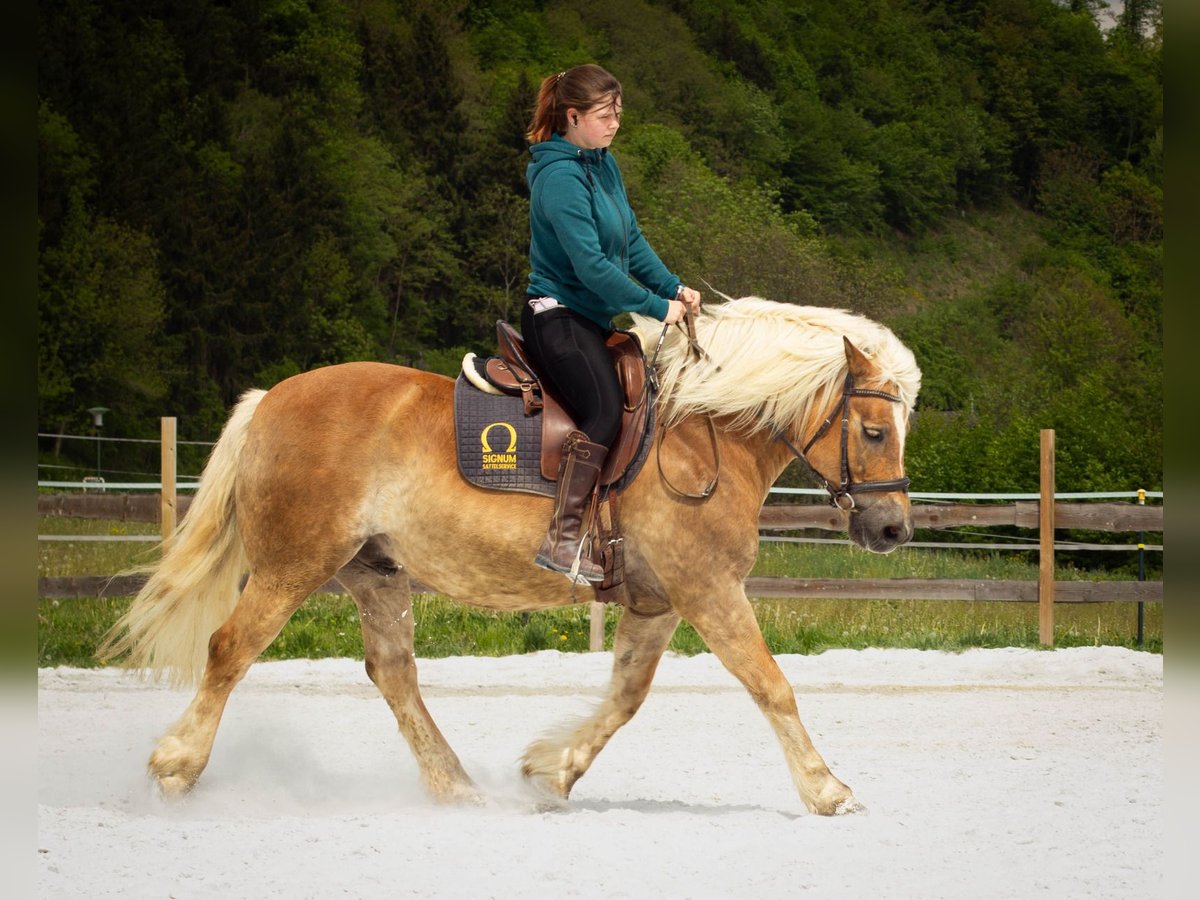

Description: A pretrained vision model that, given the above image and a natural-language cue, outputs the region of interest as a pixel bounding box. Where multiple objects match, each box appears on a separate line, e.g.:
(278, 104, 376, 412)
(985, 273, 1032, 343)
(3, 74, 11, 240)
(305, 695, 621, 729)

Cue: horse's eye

(863, 426, 884, 442)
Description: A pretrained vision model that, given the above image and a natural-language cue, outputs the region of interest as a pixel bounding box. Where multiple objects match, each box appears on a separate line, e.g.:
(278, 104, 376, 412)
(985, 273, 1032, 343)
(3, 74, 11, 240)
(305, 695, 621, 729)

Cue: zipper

(582, 153, 629, 270)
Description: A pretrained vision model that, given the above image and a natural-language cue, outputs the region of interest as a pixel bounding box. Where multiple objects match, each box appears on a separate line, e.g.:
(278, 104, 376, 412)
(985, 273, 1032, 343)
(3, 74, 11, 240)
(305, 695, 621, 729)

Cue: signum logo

(480, 422, 518, 470)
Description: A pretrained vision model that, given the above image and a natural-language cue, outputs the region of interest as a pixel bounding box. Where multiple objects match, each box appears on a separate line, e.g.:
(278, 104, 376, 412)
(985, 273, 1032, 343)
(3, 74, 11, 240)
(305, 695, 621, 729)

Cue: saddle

(462, 321, 653, 488)
(456, 321, 658, 607)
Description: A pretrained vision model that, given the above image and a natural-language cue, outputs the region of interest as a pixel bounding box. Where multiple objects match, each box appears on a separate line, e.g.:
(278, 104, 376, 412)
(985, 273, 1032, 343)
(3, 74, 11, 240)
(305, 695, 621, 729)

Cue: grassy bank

(38, 517, 1161, 666)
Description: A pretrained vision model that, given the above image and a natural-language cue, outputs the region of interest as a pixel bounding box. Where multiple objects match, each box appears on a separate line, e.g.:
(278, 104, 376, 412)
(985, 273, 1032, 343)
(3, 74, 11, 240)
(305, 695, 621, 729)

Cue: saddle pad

(453, 374, 655, 499)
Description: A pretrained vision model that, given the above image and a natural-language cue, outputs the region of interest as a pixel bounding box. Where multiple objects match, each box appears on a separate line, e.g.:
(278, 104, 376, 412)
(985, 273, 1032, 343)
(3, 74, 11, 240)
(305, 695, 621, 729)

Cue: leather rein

(651, 311, 910, 508)
(652, 311, 721, 500)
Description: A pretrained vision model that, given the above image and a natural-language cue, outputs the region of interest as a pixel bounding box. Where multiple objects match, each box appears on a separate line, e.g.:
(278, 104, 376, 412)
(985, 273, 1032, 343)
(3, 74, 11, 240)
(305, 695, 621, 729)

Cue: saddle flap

(497, 321, 539, 385)
(608, 331, 647, 412)
(539, 391, 576, 481)
(599, 330, 652, 485)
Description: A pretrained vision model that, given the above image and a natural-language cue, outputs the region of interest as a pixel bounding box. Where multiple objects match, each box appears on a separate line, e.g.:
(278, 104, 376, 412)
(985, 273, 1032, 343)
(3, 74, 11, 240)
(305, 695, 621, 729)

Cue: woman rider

(522, 64, 702, 584)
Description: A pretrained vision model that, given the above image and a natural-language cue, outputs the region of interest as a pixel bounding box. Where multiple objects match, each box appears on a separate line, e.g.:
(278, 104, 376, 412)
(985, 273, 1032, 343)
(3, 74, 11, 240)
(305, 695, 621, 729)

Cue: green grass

(38, 516, 162, 578)
(37, 518, 1162, 668)
(753, 540, 1083, 580)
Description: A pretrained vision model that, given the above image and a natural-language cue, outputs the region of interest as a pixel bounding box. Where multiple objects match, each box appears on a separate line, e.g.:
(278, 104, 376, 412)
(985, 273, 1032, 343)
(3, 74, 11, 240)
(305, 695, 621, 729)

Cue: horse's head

(799, 337, 914, 554)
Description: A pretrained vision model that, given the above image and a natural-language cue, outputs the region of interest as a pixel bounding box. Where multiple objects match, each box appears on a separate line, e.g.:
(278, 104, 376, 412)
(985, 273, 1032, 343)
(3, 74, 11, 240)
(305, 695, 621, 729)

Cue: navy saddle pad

(453, 374, 655, 499)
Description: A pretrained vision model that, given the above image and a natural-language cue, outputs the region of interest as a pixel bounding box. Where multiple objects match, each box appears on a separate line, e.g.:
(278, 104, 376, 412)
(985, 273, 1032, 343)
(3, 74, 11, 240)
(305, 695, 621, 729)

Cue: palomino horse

(99, 298, 920, 816)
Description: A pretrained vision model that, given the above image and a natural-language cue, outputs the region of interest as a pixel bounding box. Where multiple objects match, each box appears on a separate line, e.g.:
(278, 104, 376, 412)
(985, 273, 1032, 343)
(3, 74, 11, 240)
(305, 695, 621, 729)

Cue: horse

(98, 297, 921, 816)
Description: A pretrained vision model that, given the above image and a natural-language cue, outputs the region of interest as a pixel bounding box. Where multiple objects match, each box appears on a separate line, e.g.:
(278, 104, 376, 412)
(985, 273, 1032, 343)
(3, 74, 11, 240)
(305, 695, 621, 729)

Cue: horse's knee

(203, 625, 247, 688)
(364, 647, 415, 688)
(743, 673, 799, 715)
(207, 624, 235, 659)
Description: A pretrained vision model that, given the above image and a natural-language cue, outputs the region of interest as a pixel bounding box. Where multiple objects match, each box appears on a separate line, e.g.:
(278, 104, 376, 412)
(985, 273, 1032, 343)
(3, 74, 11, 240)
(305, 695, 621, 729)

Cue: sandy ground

(37, 647, 1162, 899)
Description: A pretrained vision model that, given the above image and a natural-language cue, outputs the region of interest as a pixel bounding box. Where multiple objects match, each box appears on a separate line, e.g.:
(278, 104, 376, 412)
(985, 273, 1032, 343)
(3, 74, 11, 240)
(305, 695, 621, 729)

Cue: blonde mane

(631, 297, 921, 435)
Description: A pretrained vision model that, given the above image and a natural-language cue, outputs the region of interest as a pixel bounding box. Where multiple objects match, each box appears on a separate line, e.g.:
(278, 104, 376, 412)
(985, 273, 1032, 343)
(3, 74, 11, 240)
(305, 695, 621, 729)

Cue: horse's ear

(843, 337, 876, 380)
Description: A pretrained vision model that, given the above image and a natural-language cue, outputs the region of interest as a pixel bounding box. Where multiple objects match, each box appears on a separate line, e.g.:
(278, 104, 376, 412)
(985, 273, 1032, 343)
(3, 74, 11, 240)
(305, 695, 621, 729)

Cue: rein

(776, 372, 910, 511)
(651, 311, 910, 508)
(653, 311, 721, 500)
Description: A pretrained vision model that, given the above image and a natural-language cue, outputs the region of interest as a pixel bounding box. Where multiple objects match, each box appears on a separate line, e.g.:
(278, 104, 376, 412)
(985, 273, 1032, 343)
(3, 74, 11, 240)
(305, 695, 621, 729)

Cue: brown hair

(525, 64, 622, 144)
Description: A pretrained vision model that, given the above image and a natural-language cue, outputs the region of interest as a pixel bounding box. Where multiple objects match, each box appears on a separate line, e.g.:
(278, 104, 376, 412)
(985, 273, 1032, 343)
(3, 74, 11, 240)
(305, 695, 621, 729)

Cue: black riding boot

(535, 431, 608, 584)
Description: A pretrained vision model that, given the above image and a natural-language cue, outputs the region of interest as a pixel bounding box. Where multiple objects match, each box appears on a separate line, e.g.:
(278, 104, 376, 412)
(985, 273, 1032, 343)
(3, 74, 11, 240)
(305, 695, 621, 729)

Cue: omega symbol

(480, 422, 519, 470)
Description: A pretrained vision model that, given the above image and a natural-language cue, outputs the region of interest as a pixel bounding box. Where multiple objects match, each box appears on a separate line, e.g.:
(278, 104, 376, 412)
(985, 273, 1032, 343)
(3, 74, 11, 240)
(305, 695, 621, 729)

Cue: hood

(527, 134, 607, 188)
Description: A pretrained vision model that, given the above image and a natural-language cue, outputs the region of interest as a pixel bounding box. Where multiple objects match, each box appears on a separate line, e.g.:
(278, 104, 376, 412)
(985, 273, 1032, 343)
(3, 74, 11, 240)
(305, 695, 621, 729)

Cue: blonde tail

(97, 389, 267, 686)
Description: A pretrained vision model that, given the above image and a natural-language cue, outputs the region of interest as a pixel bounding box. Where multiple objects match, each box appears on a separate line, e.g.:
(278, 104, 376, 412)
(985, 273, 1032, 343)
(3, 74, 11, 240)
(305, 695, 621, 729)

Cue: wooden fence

(37, 491, 1165, 535)
(39, 427, 1162, 647)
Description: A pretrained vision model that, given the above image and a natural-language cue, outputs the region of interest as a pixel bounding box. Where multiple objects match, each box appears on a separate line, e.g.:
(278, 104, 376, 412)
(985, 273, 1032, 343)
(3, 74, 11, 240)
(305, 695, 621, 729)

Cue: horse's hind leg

(338, 538, 478, 804)
(522, 605, 680, 802)
(149, 575, 312, 795)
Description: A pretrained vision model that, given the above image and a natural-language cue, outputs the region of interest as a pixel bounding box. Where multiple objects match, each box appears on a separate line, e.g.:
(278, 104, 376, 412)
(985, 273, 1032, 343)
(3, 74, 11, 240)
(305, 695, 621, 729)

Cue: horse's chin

(848, 499, 913, 554)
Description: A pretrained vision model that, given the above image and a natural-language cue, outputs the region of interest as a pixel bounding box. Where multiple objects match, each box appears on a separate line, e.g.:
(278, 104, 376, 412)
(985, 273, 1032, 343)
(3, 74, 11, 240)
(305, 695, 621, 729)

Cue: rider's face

(566, 96, 622, 150)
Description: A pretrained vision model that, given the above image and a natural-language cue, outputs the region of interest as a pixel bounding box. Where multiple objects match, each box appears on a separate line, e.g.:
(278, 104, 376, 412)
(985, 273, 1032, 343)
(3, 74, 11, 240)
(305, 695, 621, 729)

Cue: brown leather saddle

(463, 320, 653, 488)
(457, 320, 664, 609)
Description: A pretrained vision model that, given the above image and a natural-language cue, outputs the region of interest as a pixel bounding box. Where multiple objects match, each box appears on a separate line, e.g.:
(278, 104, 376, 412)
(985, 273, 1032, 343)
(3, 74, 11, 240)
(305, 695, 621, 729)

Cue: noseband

(777, 372, 910, 511)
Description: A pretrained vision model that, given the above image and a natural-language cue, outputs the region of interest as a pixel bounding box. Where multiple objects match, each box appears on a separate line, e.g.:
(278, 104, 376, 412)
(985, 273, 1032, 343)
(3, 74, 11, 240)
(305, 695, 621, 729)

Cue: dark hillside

(37, 0, 1162, 492)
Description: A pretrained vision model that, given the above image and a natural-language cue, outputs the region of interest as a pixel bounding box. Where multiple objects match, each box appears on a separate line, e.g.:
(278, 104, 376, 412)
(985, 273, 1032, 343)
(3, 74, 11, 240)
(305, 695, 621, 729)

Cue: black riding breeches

(520, 303, 622, 449)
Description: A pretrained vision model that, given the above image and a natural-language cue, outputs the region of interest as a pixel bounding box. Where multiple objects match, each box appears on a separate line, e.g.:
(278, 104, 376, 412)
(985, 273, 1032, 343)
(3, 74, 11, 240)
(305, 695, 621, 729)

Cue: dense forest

(37, 0, 1162, 493)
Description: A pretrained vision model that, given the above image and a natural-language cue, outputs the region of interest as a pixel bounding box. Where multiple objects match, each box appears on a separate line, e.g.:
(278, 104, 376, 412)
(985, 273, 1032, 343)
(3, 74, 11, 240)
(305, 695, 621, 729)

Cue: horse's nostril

(884, 524, 900, 541)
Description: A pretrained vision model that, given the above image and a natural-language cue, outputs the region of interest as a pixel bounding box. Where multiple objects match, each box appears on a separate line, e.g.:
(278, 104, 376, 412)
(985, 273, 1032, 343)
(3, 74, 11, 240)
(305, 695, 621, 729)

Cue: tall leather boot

(535, 431, 608, 584)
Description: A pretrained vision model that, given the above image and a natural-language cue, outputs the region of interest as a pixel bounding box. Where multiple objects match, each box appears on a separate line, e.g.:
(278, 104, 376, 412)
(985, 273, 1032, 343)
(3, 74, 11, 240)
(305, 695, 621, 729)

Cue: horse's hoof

(833, 795, 868, 816)
(529, 790, 569, 814)
(437, 786, 486, 807)
(435, 792, 485, 807)
(148, 736, 204, 799)
(150, 771, 196, 800)
(425, 774, 484, 807)
(522, 772, 570, 812)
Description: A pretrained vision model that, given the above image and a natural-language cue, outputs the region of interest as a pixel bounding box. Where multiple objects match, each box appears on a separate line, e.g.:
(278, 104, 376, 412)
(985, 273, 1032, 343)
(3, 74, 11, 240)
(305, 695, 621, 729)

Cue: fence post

(1039, 429, 1055, 646)
(1137, 487, 1146, 646)
(589, 601, 605, 651)
(161, 417, 177, 546)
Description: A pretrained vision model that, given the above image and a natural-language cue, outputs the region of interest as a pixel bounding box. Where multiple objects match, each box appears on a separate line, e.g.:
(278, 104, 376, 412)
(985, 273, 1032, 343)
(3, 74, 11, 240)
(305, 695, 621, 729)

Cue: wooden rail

(36, 574, 1162, 603)
(758, 501, 1163, 532)
(40, 493, 1165, 533)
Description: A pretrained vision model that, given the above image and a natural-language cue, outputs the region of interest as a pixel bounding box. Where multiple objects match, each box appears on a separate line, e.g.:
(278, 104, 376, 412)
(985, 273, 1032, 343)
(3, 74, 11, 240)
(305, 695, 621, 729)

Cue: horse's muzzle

(848, 495, 913, 554)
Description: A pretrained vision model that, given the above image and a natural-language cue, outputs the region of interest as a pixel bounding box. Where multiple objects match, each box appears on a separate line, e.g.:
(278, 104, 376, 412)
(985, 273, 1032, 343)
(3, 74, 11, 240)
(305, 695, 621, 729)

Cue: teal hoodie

(526, 133, 679, 329)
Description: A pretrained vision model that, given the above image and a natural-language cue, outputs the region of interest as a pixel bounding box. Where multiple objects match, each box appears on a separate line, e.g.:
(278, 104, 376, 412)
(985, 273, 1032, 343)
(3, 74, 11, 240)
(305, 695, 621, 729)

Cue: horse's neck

(707, 416, 797, 498)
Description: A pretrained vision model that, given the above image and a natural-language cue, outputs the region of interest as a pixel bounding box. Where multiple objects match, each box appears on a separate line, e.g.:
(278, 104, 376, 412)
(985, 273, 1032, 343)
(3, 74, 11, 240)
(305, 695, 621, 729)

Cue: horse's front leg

(522, 604, 680, 802)
(681, 583, 863, 816)
(338, 546, 479, 804)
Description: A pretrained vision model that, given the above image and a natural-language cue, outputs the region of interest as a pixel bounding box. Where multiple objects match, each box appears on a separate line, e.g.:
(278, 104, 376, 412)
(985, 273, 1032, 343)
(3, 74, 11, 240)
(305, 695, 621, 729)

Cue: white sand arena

(38, 647, 1162, 898)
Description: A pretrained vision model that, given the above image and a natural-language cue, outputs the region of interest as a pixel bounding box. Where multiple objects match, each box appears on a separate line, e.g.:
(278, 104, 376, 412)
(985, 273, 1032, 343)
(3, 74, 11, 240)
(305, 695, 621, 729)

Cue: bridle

(650, 310, 911, 507)
(776, 371, 911, 511)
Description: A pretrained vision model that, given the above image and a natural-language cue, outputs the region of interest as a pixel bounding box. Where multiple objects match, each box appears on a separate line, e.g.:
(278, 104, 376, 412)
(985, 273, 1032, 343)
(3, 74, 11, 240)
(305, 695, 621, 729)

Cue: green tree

(38, 103, 169, 436)
(34, 0, 1160, 499)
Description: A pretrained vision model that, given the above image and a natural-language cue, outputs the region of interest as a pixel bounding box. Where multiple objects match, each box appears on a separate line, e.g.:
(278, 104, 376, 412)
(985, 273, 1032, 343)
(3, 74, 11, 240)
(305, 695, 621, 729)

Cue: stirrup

(534, 526, 604, 584)
(534, 546, 603, 585)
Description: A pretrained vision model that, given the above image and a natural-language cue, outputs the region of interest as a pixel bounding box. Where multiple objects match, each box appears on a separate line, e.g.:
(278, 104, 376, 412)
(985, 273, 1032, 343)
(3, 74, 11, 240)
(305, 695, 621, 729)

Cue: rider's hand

(664, 299, 688, 325)
(677, 285, 702, 315)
